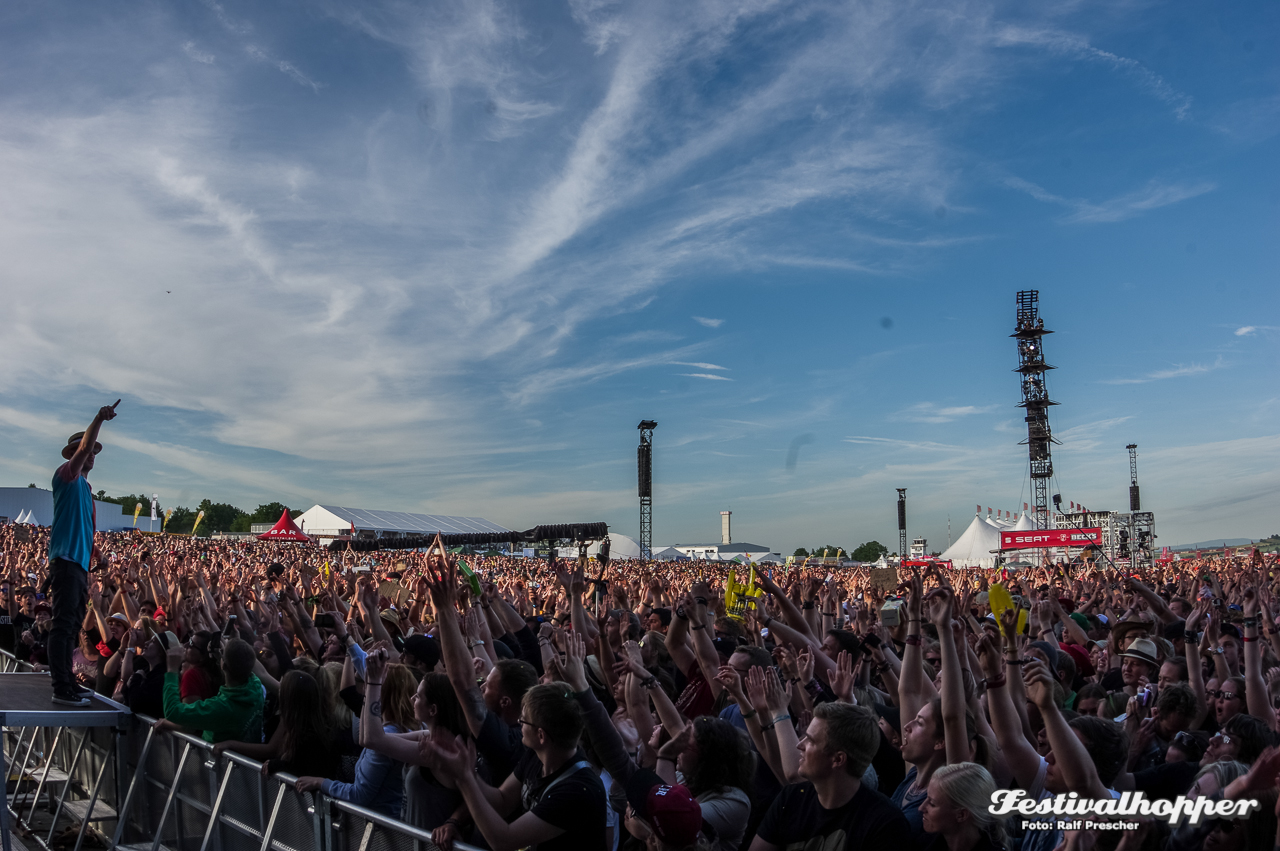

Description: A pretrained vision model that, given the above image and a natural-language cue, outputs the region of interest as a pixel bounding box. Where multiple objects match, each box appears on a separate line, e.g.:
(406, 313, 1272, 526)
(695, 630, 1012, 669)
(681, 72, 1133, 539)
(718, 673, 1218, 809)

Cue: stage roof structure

(295, 505, 510, 538)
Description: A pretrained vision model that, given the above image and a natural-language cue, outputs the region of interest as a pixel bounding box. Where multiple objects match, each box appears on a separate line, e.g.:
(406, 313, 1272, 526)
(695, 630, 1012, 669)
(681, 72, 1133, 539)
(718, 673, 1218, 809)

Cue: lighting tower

(1126, 443, 1156, 572)
(1012, 291, 1058, 529)
(638, 421, 657, 558)
(896, 488, 907, 561)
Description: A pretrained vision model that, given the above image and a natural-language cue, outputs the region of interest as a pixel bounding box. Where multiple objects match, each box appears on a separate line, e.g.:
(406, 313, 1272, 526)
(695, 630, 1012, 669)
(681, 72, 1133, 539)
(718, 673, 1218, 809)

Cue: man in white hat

(47, 400, 119, 706)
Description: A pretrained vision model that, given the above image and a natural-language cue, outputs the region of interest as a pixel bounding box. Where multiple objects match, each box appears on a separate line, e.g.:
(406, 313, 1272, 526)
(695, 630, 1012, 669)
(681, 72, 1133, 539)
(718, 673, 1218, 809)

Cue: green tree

(197, 500, 248, 535)
(809, 545, 845, 559)
(166, 507, 198, 534)
(251, 502, 293, 523)
(793, 547, 809, 557)
(851, 541, 888, 562)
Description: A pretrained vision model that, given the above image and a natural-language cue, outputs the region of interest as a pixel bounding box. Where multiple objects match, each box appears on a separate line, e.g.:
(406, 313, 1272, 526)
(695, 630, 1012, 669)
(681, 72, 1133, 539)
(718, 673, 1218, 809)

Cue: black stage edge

(0, 674, 130, 727)
(1, 672, 131, 851)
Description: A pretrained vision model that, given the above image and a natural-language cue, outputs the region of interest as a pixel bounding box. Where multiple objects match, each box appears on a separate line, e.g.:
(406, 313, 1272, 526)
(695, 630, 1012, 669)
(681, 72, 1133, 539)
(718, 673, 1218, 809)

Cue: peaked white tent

(651, 546, 690, 561)
(941, 513, 1002, 568)
(1013, 512, 1036, 531)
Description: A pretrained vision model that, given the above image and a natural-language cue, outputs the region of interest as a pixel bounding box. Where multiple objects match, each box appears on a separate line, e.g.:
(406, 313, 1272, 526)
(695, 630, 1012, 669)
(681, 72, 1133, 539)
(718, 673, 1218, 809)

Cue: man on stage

(48, 400, 119, 706)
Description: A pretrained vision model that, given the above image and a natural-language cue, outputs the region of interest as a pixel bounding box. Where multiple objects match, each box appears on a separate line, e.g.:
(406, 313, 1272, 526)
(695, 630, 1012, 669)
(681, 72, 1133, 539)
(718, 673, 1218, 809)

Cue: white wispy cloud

(693, 317, 724, 328)
(679, 373, 732, 381)
(1103, 357, 1226, 385)
(1004, 176, 1216, 224)
(1236, 326, 1256, 336)
(892, 403, 998, 424)
(672, 362, 728, 370)
(182, 42, 215, 64)
(995, 26, 1193, 119)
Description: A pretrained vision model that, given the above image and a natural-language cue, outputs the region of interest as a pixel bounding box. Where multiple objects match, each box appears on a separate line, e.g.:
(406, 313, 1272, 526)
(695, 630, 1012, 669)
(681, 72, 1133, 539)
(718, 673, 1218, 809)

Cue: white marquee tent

(940, 512, 1003, 568)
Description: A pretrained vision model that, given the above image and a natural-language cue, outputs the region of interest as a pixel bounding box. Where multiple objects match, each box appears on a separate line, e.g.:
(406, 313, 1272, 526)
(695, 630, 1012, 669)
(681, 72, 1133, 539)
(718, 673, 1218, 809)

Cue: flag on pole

(132, 503, 142, 527)
(163, 508, 174, 531)
(191, 510, 206, 536)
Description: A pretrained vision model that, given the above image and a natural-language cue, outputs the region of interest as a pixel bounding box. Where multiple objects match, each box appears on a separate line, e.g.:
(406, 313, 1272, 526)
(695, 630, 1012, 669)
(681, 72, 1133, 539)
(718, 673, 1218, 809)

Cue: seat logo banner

(999, 528, 1102, 549)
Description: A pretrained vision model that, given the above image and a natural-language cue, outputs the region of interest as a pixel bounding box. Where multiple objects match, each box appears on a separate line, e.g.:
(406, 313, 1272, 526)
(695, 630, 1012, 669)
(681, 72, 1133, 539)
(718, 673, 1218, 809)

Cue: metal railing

(3, 651, 482, 851)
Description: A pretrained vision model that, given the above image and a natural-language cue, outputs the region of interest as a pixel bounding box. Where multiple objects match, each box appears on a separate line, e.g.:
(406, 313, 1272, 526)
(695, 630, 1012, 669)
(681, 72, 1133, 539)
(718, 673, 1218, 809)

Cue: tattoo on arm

(369, 701, 382, 717)
(464, 687, 488, 724)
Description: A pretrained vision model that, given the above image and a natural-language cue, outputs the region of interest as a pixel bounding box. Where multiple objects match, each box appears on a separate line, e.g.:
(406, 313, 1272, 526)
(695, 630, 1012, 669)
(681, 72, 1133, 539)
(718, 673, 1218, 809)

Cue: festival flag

(163, 508, 174, 531)
(191, 510, 206, 536)
(976, 504, 981, 515)
(132, 503, 142, 527)
(322, 561, 331, 579)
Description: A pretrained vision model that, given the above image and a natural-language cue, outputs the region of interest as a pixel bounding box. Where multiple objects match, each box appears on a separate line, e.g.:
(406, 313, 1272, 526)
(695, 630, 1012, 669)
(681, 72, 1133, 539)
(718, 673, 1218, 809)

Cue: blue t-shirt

(49, 465, 95, 570)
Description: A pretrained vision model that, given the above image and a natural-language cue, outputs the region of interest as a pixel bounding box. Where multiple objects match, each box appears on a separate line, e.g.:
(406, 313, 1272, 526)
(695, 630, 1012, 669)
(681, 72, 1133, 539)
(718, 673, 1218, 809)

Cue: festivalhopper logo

(989, 790, 1260, 830)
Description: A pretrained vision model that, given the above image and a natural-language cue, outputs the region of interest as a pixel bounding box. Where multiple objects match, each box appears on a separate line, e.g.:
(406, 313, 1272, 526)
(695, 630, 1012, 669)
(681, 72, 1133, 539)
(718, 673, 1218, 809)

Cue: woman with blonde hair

(919, 762, 1006, 851)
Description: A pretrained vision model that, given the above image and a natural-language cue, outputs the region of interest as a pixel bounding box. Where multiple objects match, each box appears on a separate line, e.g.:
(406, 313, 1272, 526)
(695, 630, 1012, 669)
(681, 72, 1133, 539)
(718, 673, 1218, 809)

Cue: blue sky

(0, 0, 1276, 553)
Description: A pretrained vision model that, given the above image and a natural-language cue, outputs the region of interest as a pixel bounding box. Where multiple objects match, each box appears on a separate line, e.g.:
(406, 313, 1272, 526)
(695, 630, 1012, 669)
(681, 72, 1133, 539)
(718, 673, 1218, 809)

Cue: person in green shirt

(155, 637, 264, 744)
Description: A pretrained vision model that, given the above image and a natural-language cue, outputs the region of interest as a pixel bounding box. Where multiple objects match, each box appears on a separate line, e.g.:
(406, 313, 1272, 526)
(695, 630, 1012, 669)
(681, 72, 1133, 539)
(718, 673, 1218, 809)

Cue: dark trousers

(48, 558, 88, 692)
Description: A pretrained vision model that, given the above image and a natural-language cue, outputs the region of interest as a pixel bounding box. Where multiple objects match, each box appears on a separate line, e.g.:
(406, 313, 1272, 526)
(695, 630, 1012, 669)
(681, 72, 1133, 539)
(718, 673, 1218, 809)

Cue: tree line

(94, 493, 300, 535)
(792, 541, 888, 562)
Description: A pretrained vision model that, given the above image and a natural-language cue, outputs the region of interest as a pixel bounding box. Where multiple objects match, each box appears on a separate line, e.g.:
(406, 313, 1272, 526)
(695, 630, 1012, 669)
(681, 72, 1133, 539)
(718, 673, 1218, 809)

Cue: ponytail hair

(930, 762, 1007, 850)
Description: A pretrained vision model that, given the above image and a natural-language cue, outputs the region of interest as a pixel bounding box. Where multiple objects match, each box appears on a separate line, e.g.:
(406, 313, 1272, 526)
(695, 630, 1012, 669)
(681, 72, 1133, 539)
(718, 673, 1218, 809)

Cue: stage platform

(0, 674, 130, 728)
(1, 673, 131, 851)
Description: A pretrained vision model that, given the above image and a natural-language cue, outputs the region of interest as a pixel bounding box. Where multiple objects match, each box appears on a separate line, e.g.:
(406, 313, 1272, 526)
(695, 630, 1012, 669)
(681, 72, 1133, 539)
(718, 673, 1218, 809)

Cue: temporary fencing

(2, 651, 481, 851)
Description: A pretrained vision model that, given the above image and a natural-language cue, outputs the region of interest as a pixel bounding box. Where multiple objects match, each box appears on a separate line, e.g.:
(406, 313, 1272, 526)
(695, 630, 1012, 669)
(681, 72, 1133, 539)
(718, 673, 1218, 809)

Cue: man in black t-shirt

(752, 702, 911, 851)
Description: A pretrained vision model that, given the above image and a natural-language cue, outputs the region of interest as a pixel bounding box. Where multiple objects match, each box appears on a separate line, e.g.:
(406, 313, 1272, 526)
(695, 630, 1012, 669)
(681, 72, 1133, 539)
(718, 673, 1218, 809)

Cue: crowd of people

(5, 517, 1280, 851)
(5, 401, 1280, 851)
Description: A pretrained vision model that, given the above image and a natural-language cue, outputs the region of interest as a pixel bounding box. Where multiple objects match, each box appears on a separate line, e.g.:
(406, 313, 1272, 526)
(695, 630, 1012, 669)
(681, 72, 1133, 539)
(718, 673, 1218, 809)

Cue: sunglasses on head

(1211, 733, 1233, 746)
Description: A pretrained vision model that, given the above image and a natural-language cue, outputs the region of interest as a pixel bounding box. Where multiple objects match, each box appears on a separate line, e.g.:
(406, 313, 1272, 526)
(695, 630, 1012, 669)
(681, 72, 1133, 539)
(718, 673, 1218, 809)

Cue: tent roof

(1013, 512, 1037, 531)
(257, 509, 312, 542)
(652, 546, 690, 561)
(940, 513, 1001, 568)
(296, 505, 509, 535)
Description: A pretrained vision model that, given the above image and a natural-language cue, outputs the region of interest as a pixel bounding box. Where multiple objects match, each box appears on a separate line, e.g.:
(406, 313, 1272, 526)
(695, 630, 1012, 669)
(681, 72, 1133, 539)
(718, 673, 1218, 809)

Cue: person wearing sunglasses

(1212, 677, 1247, 726)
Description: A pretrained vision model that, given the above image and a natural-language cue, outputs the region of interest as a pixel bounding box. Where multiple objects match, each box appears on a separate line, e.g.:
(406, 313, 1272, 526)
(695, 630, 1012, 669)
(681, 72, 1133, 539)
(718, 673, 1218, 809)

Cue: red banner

(1000, 528, 1102, 550)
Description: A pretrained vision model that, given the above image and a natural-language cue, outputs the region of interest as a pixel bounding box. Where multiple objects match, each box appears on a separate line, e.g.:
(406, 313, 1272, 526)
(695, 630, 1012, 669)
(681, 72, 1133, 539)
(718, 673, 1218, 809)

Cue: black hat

(61, 432, 102, 460)
(402, 635, 442, 671)
(874, 703, 901, 735)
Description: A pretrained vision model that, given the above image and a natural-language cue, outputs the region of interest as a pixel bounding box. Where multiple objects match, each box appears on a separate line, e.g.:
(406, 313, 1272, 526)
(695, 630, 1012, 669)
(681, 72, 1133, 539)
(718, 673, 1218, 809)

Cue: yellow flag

(322, 561, 331, 579)
(988, 583, 1013, 622)
(163, 508, 174, 531)
(191, 510, 206, 536)
(132, 503, 142, 527)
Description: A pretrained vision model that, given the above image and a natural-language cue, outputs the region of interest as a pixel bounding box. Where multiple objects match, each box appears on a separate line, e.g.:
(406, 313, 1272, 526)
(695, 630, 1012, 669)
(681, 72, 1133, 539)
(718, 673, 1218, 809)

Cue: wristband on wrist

(692, 623, 706, 631)
(802, 602, 815, 610)
(642, 677, 658, 690)
(740, 707, 757, 720)
(905, 635, 921, 646)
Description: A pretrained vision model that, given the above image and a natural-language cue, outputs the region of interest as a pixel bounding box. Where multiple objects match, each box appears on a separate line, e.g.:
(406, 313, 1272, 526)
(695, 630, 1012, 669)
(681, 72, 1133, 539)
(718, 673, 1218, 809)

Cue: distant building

(0, 486, 138, 532)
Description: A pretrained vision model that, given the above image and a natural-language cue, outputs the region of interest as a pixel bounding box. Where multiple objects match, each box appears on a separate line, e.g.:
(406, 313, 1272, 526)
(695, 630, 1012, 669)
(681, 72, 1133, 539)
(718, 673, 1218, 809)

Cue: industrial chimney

(720, 511, 732, 545)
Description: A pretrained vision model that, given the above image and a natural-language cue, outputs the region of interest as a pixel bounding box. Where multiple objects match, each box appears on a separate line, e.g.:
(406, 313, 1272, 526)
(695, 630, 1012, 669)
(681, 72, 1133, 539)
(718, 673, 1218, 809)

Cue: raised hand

(1023, 658, 1056, 710)
(561, 630, 589, 692)
(827, 649, 856, 702)
(927, 586, 954, 628)
(746, 665, 770, 717)
(714, 665, 746, 701)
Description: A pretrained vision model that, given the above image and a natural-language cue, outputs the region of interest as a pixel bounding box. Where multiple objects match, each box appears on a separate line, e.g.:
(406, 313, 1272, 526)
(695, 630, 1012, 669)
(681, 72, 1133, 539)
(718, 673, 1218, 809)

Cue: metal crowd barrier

(2, 651, 482, 851)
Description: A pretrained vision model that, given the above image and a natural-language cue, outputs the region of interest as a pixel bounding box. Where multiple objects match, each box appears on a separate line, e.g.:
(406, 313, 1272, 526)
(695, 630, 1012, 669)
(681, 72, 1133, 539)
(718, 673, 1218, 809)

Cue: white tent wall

(941, 513, 1002, 568)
